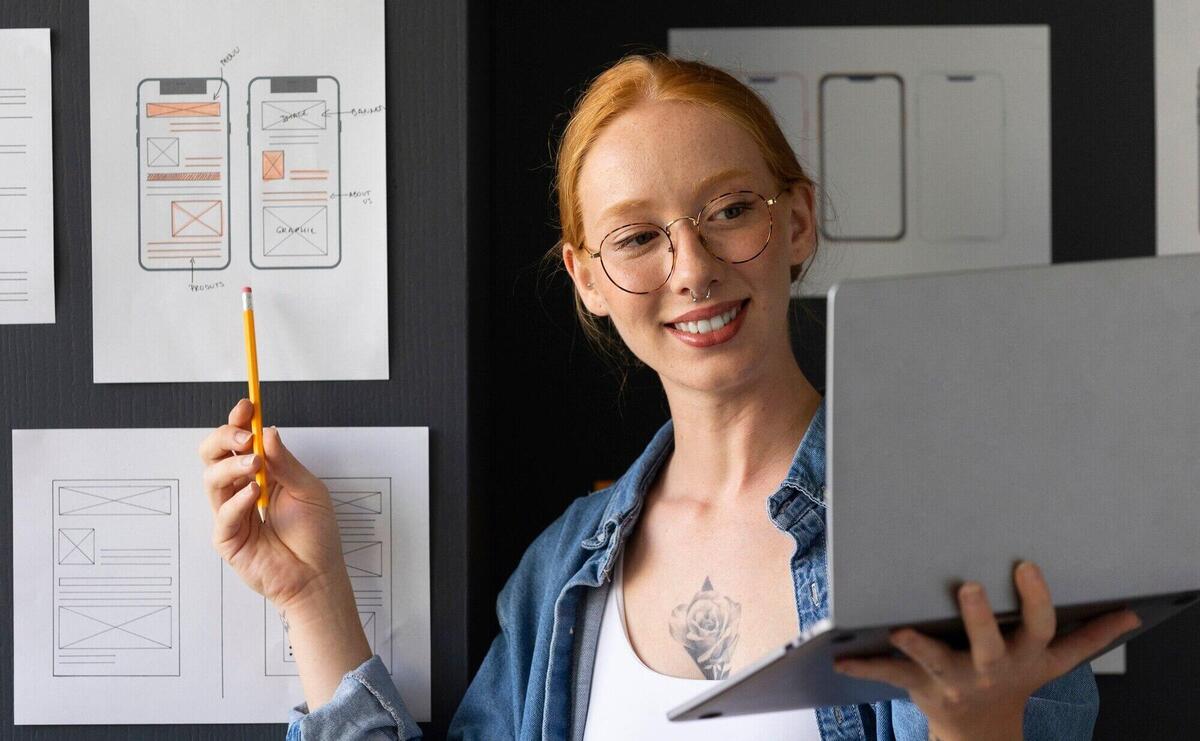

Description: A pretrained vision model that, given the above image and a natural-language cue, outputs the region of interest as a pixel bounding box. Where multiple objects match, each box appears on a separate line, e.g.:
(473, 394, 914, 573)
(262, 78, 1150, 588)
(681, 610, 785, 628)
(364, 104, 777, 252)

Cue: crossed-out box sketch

(263, 205, 327, 256)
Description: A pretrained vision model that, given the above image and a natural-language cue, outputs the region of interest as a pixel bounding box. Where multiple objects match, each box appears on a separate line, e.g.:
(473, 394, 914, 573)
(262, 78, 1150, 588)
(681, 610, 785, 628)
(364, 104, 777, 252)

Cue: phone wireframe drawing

(247, 76, 342, 270)
(819, 73, 906, 242)
(742, 73, 809, 168)
(136, 78, 231, 271)
(917, 72, 1005, 242)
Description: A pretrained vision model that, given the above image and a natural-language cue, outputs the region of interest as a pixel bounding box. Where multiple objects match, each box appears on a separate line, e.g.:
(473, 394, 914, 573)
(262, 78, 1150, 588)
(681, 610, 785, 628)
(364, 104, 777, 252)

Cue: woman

(199, 54, 1139, 740)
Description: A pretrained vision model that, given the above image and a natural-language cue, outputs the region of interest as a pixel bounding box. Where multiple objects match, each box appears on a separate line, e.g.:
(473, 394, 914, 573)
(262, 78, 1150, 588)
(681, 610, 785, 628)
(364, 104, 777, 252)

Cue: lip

(664, 299, 749, 348)
(665, 299, 747, 325)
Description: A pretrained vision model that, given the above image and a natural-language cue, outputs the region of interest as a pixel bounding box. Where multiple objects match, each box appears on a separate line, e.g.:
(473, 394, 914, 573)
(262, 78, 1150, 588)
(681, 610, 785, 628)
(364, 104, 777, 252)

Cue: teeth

(673, 304, 741, 334)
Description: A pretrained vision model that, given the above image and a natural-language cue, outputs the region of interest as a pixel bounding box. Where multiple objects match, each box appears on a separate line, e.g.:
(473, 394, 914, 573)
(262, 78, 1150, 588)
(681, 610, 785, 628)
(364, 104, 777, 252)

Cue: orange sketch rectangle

(147, 172, 221, 181)
(171, 200, 224, 238)
(147, 101, 221, 117)
(262, 150, 284, 180)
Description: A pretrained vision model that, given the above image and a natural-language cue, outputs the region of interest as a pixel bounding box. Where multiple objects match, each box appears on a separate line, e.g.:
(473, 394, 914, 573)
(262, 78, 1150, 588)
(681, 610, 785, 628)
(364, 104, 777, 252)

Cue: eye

(614, 230, 661, 251)
(712, 201, 753, 221)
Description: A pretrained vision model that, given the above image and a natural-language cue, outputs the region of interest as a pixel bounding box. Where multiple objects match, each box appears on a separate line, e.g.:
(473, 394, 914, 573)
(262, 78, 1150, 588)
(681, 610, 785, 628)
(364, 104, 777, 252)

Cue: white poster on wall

(89, 0, 389, 382)
(12, 426, 431, 724)
(669, 26, 1051, 297)
(1155, 0, 1200, 255)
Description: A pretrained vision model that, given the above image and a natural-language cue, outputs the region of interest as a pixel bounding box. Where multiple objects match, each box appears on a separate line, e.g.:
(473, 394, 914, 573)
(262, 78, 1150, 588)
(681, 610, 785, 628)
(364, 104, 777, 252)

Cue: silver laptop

(669, 254, 1200, 721)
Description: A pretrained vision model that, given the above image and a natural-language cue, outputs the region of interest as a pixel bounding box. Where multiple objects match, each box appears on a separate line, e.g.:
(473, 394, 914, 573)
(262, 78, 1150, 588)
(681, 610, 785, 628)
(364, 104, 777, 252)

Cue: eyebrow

(597, 167, 755, 224)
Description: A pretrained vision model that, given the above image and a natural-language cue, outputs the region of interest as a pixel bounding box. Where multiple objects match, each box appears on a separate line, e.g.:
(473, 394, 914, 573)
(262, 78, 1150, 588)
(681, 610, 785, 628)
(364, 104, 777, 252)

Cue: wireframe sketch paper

(669, 26, 1049, 297)
(12, 427, 431, 725)
(89, 0, 388, 382)
(0, 28, 56, 324)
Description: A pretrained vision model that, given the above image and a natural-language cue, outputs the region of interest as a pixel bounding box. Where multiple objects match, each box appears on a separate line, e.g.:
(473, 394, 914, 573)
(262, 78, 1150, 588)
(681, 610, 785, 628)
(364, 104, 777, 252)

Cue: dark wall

(478, 2, 1194, 739)
(0, 0, 473, 738)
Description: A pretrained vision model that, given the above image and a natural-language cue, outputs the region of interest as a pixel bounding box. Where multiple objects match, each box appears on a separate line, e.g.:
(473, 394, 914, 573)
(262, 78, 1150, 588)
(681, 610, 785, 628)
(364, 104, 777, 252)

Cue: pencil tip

(257, 504, 266, 523)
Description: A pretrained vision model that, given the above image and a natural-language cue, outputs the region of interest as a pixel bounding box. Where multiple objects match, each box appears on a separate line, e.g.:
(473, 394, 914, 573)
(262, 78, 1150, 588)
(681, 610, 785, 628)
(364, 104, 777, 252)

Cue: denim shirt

(288, 398, 1099, 740)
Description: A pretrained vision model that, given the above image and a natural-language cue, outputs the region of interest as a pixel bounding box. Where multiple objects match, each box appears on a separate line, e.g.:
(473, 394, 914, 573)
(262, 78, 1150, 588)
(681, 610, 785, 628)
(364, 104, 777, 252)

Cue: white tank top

(582, 554, 822, 740)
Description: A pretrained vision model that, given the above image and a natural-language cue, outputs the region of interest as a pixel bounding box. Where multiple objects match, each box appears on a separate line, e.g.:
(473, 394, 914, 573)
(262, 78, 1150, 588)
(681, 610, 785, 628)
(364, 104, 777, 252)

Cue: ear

(784, 181, 817, 270)
(562, 242, 610, 317)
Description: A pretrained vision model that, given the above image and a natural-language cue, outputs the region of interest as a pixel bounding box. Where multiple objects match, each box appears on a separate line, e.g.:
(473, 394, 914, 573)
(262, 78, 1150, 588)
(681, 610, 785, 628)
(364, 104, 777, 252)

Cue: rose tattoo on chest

(669, 577, 742, 679)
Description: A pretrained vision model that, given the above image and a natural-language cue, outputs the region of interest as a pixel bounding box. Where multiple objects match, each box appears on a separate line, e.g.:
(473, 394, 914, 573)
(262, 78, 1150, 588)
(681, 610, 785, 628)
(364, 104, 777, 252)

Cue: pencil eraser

(242, 286, 252, 293)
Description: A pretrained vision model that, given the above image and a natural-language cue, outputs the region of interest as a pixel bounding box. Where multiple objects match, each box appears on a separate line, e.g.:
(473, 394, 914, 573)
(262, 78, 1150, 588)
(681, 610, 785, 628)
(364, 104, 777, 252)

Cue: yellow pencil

(241, 287, 270, 522)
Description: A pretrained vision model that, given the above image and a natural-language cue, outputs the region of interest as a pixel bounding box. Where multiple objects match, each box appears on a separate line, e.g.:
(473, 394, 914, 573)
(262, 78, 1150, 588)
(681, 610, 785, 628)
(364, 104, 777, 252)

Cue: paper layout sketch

(249, 76, 342, 269)
(669, 26, 1049, 297)
(0, 28, 56, 324)
(1155, 1, 1200, 254)
(138, 78, 231, 270)
(90, 0, 387, 382)
(53, 480, 181, 677)
(13, 427, 431, 724)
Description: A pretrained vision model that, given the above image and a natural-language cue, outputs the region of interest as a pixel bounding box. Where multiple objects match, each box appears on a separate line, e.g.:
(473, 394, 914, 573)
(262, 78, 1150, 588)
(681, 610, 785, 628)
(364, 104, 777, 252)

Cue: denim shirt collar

(580, 397, 827, 557)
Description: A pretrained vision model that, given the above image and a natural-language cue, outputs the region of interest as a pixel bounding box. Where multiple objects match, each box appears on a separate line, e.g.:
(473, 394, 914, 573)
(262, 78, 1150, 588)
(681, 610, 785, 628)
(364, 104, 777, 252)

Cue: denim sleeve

(285, 654, 423, 741)
(870, 661, 1098, 740)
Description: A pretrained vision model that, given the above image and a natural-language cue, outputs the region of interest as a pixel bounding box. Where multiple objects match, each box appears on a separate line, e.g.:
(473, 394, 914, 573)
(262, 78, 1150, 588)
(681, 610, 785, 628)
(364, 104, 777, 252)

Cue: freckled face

(571, 100, 814, 395)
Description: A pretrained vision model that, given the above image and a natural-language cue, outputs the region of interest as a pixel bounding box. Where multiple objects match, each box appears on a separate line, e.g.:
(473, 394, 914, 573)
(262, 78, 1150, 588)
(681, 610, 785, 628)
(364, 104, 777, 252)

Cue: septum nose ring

(690, 286, 712, 303)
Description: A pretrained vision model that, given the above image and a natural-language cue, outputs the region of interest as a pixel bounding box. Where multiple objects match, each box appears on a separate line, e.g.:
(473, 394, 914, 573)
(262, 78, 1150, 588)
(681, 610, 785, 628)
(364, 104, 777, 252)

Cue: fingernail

(234, 430, 250, 445)
(961, 582, 983, 600)
(241, 454, 256, 468)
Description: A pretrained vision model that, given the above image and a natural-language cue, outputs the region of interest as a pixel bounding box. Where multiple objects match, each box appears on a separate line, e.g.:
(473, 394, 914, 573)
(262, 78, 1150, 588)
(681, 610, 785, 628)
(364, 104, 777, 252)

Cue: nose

(666, 218, 721, 300)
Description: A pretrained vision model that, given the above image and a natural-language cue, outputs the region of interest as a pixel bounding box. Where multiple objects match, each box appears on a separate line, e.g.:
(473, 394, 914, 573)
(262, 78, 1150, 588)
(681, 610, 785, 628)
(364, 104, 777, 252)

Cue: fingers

(1014, 561, 1057, 648)
(202, 452, 262, 513)
(227, 397, 254, 427)
(958, 582, 1006, 671)
(261, 427, 325, 501)
(212, 481, 259, 559)
(198, 421, 255, 464)
(889, 628, 957, 683)
(834, 654, 926, 691)
(1046, 609, 1140, 677)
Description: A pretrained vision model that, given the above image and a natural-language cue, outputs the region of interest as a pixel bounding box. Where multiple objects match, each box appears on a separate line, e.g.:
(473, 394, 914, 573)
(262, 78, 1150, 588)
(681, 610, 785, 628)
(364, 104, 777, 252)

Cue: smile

(669, 303, 740, 334)
(664, 299, 749, 348)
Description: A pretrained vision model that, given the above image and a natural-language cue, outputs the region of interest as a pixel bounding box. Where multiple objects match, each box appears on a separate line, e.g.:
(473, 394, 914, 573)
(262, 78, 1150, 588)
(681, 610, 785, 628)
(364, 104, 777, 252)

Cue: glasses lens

(698, 192, 772, 263)
(599, 224, 673, 293)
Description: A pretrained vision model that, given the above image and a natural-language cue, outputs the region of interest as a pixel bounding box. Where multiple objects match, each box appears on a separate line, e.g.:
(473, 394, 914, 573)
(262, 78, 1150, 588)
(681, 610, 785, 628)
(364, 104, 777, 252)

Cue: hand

(833, 561, 1140, 741)
(197, 399, 346, 611)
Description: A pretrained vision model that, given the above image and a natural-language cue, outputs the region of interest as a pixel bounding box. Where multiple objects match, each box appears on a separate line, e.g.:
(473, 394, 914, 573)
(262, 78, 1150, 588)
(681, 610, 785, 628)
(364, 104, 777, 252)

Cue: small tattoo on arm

(279, 609, 290, 632)
(669, 576, 742, 679)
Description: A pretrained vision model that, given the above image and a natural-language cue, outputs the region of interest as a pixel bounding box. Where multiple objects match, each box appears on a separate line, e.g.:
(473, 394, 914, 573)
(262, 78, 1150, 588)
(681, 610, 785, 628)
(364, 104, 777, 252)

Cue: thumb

(262, 426, 325, 497)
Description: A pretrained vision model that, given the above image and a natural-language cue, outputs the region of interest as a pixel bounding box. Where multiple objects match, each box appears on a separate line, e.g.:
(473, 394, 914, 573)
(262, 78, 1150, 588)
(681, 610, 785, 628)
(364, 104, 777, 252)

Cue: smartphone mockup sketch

(742, 73, 809, 167)
(136, 78, 231, 271)
(917, 73, 1005, 242)
(248, 76, 342, 270)
(819, 74, 905, 241)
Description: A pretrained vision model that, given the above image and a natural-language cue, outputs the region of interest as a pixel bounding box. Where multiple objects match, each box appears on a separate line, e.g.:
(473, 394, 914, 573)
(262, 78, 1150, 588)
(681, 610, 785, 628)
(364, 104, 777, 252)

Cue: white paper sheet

(1155, 0, 1200, 254)
(88, 0, 389, 382)
(0, 28, 55, 324)
(669, 27, 1050, 297)
(12, 427, 431, 724)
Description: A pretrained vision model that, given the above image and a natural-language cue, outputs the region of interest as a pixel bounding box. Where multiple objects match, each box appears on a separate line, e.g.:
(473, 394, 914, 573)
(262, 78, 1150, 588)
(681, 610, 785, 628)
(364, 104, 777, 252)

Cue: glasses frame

(584, 189, 783, 295)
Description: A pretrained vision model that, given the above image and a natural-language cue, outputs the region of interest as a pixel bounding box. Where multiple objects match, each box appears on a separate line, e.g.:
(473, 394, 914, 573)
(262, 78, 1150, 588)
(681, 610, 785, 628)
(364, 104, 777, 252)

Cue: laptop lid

(826, 253, 1200, 629)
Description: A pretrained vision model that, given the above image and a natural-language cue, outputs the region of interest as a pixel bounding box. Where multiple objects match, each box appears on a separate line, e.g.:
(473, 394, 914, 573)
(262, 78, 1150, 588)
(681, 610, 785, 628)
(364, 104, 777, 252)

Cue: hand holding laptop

(833, 561, 1140, 741)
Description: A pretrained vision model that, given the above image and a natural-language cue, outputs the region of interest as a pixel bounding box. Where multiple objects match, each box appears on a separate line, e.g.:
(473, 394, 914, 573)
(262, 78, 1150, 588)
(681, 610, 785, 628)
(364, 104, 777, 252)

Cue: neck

(658, 352, 821, 508)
